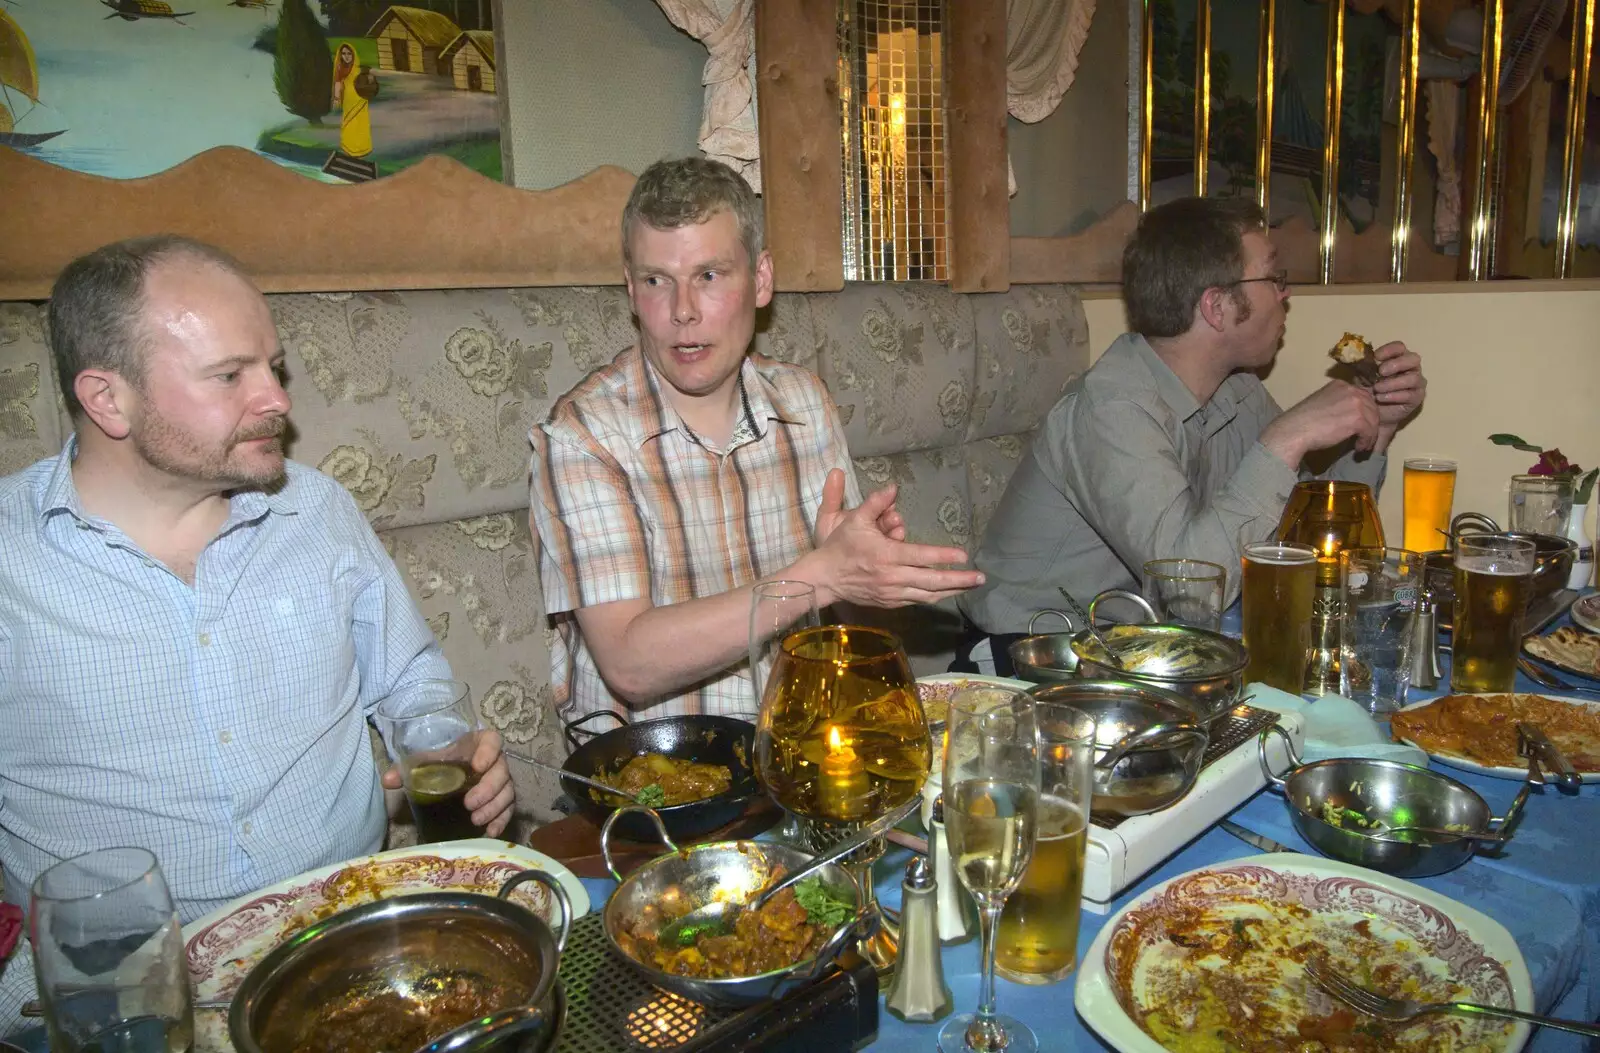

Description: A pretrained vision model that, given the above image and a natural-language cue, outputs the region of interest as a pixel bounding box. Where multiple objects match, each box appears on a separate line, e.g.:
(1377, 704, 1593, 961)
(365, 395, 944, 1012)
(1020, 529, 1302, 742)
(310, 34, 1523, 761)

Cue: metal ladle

(502, 749, 657, 806)
(1058, 587, 1128, 670)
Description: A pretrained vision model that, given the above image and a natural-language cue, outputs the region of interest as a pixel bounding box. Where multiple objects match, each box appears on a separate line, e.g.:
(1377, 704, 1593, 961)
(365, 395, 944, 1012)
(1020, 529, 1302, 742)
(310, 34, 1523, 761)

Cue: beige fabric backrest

(0, 283, 1089, 831)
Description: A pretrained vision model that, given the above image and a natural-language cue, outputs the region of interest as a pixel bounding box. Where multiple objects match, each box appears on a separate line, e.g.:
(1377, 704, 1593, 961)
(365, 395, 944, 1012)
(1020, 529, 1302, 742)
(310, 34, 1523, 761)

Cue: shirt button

(141, 558, 155, 568)
(198, 632, 211, 647)
(219, 729, 232, 745)
(241, 821, 253, 836)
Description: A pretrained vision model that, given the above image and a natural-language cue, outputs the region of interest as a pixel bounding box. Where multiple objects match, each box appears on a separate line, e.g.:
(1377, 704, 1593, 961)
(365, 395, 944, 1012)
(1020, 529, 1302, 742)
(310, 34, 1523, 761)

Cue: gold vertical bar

(1194, 0, 1212, 196)
(1141, 0, 1155, 210)
(1390, 0, 1421, 281)
(1319, 0, 1345, 284)
(1466, 0, 1504, 279)
(1557, 0, 1596, 277)
(1256, 0, 1277, 212)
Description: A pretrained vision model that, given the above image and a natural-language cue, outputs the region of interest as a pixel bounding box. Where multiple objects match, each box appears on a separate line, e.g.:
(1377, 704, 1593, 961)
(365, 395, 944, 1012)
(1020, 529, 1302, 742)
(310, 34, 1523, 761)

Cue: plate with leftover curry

(184, 839, 587, 1052)
(1570, 594, 1600, 636)
(1390, 692, 1600, 781)
(1523, 625, 1600, 683)
(1074, 853, 1531, 1053)
(915, 673, 1032, 729)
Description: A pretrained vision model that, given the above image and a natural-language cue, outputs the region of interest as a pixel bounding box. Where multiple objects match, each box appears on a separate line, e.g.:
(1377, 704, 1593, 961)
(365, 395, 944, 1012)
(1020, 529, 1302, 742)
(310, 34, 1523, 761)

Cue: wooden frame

(0, 146, 635, 300)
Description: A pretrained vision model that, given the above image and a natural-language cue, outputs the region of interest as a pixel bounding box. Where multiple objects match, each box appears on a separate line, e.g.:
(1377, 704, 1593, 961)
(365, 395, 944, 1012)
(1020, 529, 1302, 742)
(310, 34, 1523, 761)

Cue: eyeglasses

(1230, 269, 1290, 293)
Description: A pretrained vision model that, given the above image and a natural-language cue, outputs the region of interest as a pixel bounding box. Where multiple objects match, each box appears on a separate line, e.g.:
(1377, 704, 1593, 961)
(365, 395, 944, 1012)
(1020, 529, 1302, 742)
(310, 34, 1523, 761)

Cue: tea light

(818, 724, 871, 820)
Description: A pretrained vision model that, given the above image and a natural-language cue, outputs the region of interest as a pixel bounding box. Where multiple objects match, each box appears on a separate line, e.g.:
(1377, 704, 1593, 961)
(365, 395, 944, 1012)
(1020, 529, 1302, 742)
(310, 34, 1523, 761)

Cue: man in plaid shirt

(530, 158, 983, 724)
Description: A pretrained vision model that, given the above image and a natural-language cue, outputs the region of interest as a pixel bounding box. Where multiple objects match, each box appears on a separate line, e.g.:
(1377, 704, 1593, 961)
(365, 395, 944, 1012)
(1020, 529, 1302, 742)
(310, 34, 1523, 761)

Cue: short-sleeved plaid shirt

(529, 346, 861, 723)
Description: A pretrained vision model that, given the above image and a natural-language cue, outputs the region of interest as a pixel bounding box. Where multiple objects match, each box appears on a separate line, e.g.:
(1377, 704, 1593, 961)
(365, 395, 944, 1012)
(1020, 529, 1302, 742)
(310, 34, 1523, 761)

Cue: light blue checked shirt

(0, 441, 449, 1031)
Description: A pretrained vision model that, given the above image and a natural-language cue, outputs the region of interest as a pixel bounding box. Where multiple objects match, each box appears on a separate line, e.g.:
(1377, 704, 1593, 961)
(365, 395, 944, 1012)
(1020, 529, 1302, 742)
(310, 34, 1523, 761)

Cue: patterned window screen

(838, 0, 948, 281)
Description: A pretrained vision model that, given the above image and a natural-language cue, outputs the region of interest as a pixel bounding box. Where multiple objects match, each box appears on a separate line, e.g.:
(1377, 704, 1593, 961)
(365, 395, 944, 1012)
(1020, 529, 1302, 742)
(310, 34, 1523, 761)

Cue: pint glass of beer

(1452, 535, 1535, 693)
(1402, 458, 1456, 552)
(996, 702, 1094, 985)
(378, 679, 484, 843)
(1240, 541, 1318, 693)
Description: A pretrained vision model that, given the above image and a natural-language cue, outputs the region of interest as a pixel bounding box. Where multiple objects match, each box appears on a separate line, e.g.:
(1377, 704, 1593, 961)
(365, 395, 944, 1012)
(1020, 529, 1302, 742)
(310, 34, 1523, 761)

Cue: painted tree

(275, 0, 333, 126)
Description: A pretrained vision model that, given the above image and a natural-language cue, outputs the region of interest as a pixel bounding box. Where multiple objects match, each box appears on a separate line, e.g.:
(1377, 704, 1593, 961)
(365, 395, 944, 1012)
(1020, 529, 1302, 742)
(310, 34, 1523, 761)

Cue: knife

(1517, 722, 1583, 795)
(1219, 819, 1297, 855)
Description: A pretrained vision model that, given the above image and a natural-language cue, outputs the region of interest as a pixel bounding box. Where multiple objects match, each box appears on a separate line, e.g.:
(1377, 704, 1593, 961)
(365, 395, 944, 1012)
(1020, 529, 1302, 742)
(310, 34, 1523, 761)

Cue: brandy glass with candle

(755, 624, 931, 972)
(1275, 481, 1384, 695)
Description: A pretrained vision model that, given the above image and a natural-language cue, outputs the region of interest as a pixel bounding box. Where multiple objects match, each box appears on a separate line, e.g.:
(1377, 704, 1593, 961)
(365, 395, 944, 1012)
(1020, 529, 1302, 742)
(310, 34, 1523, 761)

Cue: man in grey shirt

(958, 197, 1426, 654)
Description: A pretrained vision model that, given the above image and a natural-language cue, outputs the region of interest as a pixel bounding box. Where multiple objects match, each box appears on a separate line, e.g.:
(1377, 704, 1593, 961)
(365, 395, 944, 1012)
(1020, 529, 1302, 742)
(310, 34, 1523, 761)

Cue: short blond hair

(621, 157, 763, 271)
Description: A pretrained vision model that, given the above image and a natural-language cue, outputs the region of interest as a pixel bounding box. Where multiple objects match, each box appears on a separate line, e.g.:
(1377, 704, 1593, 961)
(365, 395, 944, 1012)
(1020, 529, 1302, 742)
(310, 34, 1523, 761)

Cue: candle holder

(796, 813, 899, 974)
(754, 624, 931, 976)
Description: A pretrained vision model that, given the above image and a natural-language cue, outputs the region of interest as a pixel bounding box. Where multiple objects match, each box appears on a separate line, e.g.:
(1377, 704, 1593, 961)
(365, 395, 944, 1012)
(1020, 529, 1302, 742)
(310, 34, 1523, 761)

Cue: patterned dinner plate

(1075, 853, 1532, 1053)
(1392, 693, 1600, 783)
(1569, 593, 1600, 636)
(183, 838, 587, 1051)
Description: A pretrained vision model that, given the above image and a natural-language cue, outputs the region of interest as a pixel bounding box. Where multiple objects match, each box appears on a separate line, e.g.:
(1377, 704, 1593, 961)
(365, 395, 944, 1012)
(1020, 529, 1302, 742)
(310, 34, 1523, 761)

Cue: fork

(1304, 957, 1600, 1038)
(1517, 656, 1600, 696)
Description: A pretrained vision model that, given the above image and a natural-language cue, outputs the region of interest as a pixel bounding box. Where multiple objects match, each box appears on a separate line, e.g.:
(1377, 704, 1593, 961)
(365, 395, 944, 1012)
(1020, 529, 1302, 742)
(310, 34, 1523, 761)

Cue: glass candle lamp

(1275, 481, 1385, 695)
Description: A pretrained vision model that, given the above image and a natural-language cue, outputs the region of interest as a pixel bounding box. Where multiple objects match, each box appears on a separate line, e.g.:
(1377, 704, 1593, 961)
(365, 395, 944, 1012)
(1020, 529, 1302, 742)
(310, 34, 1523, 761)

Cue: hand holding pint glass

(1240, 540, 1319, 694)
(1451, 536, 1535, 694)
(378, 679, 485, 844)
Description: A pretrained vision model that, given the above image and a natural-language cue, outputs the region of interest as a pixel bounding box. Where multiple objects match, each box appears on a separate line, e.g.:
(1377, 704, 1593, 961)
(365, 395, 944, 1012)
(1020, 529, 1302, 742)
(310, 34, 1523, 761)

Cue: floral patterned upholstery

(0, 283, 1089, 833)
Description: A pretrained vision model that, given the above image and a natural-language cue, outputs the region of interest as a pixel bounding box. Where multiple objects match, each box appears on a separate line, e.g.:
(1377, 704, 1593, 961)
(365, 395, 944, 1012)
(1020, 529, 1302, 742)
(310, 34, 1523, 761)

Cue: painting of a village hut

(0, 0, 501, 183)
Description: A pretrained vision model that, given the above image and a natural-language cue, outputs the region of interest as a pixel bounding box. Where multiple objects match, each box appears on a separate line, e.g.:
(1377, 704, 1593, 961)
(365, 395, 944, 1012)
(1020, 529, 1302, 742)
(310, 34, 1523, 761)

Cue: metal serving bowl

(231, 871, 572, 1053)
(1258, 725, 1529, 877)
(1072, 623, 1248, 717)
(1007, 610, 1081, 682)
(1435, 516, 1579, 607)
(598, 806, 874, 1007)
(1028, 680, 1210, 817)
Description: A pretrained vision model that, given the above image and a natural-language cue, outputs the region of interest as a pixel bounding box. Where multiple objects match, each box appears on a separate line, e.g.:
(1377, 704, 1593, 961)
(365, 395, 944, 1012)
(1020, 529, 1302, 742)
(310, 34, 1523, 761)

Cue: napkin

(1243, 682, 1429, 767)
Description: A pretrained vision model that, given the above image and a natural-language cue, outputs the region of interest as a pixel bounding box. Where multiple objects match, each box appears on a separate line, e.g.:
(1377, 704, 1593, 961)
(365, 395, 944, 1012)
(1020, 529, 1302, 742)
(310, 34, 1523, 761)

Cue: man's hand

(1259, 379, 1381, 468)
(1371, 341, 1425, 439)
(802, 483, 984, 608)
(381, 729, 516, 837)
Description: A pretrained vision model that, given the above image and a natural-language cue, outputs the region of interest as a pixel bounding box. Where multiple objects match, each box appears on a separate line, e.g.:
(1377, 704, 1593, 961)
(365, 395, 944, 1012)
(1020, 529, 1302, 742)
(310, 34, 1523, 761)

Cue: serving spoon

(502, 749, 662, 806)
(1057, 587, 1129, 669)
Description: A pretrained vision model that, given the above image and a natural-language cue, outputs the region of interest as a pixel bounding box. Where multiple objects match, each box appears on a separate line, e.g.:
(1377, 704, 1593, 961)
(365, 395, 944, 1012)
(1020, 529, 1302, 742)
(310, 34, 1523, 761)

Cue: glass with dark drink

(378, 680, 483, 844)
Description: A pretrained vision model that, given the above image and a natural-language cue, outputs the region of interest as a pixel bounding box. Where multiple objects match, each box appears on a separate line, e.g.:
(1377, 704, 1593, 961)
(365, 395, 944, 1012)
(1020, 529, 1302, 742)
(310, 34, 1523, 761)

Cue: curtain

(1006, 0, 1098, 194)
(652, 0, 761, 192)
(1425, 79, 1461, 250)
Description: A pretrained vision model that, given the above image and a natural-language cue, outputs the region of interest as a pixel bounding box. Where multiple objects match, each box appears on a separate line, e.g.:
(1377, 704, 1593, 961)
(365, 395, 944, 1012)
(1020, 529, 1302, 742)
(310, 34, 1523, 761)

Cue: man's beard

(132, 414, 287, 488)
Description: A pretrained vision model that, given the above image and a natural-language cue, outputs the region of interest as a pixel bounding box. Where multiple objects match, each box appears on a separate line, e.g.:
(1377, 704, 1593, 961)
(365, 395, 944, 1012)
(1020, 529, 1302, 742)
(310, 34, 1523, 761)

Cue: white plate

(1571, 594, 1600, 635)
(1393, 694, 1600, 782)
(1075, 853, 1532, 1053)
(184, 839, 588, 1051)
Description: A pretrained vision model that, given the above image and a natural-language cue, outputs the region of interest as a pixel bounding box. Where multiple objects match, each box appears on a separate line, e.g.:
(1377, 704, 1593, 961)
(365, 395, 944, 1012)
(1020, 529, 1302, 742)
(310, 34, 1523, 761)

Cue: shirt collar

(628, 348, 804, 449)
(1129, 335, 1202, 422)
(40, 434, 301, 529)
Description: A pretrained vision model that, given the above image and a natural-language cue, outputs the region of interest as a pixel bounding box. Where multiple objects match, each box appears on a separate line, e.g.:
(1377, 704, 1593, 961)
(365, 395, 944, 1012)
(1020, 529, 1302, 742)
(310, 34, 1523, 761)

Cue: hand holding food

(1329, 332, 1381, 387)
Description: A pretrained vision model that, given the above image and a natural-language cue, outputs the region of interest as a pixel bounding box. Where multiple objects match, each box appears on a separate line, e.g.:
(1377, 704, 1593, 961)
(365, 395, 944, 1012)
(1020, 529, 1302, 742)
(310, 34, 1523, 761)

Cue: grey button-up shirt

(959, 333, 1386, 634)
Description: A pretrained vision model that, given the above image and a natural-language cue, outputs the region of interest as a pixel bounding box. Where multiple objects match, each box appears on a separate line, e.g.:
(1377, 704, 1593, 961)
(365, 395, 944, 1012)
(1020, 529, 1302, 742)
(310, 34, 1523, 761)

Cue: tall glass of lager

(1452, 535, 1535, 693)
(995, 702, 1094, 985)
(1403, 458, 1456, 552)
(1240, 541, 1318, 693)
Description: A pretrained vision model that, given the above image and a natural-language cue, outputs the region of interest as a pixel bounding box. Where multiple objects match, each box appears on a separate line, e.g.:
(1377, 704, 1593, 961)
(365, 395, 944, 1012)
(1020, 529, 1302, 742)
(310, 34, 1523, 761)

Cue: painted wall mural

(0, 0, 500, 183)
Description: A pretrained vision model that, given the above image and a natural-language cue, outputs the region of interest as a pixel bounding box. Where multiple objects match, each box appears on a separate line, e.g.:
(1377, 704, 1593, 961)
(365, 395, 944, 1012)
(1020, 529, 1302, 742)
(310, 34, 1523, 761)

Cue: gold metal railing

(1139, 0, 1600, 283)
(1556, 0, 1597, 278)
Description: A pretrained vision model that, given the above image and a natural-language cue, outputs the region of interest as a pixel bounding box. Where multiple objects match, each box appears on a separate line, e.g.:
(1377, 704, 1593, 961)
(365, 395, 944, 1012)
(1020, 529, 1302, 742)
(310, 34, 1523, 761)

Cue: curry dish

(616, 874, 832, 980)
(282, 972, 523, 1053)
(592, 753, 733, 806)
(1391, 692, 1600, 772)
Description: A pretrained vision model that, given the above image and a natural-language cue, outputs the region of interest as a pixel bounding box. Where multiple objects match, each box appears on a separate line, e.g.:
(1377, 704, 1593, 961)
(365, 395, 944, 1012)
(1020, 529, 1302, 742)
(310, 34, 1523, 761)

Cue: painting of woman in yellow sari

(332, 43, 370, 158)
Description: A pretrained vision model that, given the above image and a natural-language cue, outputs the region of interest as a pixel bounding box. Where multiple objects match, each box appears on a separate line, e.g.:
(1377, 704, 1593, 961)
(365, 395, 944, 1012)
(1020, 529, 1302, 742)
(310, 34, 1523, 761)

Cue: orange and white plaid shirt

(529, 346, 861, 725)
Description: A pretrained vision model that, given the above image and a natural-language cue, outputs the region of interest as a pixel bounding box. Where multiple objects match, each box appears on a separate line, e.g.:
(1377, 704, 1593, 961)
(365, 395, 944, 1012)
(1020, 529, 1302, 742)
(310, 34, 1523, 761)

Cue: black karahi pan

(561, 711, 760, 841)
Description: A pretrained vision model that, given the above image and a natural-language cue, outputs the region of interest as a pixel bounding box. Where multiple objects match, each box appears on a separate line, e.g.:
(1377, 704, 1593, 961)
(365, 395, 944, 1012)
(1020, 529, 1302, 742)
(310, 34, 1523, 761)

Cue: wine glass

(938, 686, 1041, 1053)
(748, 581, 820, 847)
(754, 623, 930, 971)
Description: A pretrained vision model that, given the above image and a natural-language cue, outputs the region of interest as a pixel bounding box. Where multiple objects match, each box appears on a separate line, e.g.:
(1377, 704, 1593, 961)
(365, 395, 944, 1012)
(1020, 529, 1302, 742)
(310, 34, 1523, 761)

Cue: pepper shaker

(1406, 586, 1443, 689)
(883, 855, 953, 1023)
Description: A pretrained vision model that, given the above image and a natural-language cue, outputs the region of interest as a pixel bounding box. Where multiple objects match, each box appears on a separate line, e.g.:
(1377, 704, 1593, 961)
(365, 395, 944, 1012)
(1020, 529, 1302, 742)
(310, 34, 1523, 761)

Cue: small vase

(1566, 502, 1594, 589)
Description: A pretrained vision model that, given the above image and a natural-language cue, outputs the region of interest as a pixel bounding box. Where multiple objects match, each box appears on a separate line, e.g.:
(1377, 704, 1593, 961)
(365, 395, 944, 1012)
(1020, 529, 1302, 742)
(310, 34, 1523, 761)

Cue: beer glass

(1507, 474, 1573, 536)
(938, 687, 1040, 1053)
(377, 679, 484, 844)
(1452, 535, 1536, 693)
(30, 848, 194, 1053)
(995, 701, 1093, 986)
(1141, 558, 1225, 631)
(1343, 547, 1422, 713)
(1240, 540, 1318, 693)
(1402, 458, 1457, 552)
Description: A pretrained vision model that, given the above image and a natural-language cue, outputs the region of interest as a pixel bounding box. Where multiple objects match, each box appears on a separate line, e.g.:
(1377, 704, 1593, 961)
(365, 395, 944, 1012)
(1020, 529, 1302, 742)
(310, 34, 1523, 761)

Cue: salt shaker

(1405, 587, 1443, 689)
(883, 855, 953, 1023)
(929, 796, 975, 943)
